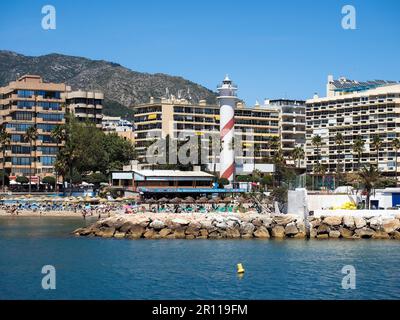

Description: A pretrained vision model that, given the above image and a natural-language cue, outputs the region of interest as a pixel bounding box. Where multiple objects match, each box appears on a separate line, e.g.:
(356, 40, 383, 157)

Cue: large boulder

(355, 227, 376, 238)
(390, 231, 400, 240)
(317, 224, 330, 235)
(382, 219, 400, 233)
(323, 216, 342, 226)
(354, 217, 366, 229)
(120, 221, 135, 233)
(271, 225, 285, 238)
(368, 217, 382, 230)
(215, 221, 228, 230)
(137, 217, 151, 227)
(159, 228, 172, 238)
(114, 231, 126, 239)
(309, 218, 321, 228)
(372, 231, 390, 239)
(102, 217, 125, 229)
(144, 229, 157, 239)
(226, 227, 241, 239)
(329, 230, 341, 238)
(285, 222, 299, 236)
(343, 216, 355, 229)
(274, 216, 294, 226)
(339, 227, 354, 239)
(173, 227, 187, 239)
(127, 225, 145, 239)
(96, 227, 115, 238)
(185, 226, 200, 237)
(209, 231, 222, 239)
(199, 229, 209, 238)
(261, 218, 273, 228)
(240, 222, 255, 236)
(253, 226, 270, 239)
(149, 220, 165, 230)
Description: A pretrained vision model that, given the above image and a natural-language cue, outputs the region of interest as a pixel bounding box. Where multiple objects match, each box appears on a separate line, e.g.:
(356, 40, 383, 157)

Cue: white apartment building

(306, 75, 400, 176)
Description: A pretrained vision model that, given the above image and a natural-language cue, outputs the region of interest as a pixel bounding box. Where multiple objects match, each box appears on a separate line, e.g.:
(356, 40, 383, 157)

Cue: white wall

(307, 194, 358, 211)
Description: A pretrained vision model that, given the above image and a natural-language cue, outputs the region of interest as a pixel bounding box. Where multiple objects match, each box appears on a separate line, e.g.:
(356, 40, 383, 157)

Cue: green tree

(371, 135, 382, 167)
(357, 165, 382, 209)
(352, 137, 365, 171)
(218, 177, 229, 188)
(51, 125, 66, 193)
(392, 138, 400, 186)
(311, 135, 322, 189)
(16, 176, 29, 184)
(42, 176, 56, 188)
(291, 146, 305, 168)
(24, 125, 38, 194)
(0, 125, 11, 192)
(335, 133, 344, 172)
(85, 172, 108, 187)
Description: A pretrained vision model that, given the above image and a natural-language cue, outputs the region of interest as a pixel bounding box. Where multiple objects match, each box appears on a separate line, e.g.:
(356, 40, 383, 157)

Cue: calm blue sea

(0, 217, 399, 300)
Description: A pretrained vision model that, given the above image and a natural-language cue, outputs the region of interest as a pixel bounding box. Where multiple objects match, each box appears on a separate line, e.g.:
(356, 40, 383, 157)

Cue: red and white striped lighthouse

(217, 75, 238, 186)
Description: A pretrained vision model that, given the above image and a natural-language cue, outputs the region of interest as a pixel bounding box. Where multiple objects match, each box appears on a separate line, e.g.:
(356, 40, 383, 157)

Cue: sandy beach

(0, 209, 116, 218)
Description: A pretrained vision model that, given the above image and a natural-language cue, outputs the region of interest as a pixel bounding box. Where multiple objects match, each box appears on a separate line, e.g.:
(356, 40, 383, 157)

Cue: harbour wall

(73, 213, 400, 240)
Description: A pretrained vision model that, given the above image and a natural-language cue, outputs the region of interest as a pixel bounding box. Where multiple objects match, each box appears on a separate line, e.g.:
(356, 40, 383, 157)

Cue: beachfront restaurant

(110, 169, 246, 198)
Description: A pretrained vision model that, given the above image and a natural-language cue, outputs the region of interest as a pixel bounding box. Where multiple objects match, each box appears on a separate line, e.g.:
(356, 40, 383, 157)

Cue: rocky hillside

(0, 50, 217, 119)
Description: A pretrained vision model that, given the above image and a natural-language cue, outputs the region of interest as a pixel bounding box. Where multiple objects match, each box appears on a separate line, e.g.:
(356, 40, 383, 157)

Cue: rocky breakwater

(72, 213, 308, 240)
(72, 213, 400, 240)
(309, 215, 400, 239)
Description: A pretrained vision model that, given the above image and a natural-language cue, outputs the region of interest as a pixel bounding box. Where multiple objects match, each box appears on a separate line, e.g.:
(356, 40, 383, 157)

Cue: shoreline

(0, 210, 113, 218)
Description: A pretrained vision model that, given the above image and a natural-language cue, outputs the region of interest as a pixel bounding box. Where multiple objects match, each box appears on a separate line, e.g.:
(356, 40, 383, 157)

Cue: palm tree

(314, 162, 327, 190)
(371, 135, 382, 167)
(352, 137, 364, 171)
(291, 146, 305, 168)
(392, 138, 400, 186)
(334, 133, 344, 189)
(269, 136, 280, 155)
(311, 135, 322, 189)
(335, 133, 344, 172)
(0, 125, 11, 193)
(51, 125, 65, 194)
(24, 125, 38, 194)
(357, 164, 382, 209)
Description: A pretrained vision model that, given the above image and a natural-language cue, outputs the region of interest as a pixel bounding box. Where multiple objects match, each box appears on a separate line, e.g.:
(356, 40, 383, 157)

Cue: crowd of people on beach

(0, 202, 121, 219)
(0, 197, 258, 217)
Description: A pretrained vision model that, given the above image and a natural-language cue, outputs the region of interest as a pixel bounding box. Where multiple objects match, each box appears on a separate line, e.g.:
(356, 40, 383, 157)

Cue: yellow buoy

(237, 263, 245, 274)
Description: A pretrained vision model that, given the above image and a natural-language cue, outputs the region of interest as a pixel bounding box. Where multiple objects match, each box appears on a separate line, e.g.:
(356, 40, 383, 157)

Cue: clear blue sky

(1, 0, 400, 104)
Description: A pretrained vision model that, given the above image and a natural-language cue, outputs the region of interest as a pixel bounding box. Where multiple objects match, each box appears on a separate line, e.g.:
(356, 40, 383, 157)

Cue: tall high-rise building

(0, 75, 67, 181)
(64, 90, 104, 127)
(133, 93, 306, 171)
(0, 75, 104, 182)
(306, 75, 400, 177)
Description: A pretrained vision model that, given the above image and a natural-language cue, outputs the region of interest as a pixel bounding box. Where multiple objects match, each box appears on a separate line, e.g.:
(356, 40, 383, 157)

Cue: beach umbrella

(208, 198, 216, 203)
(196, 196, 208, 203)
(158, 197, 169, 203)
(183, 196, 195, 203)
(223, 196, 234, 202)
(213, 196, 222, 203)
(170, 197, 182, 203)
(145, 198, 156, 204)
